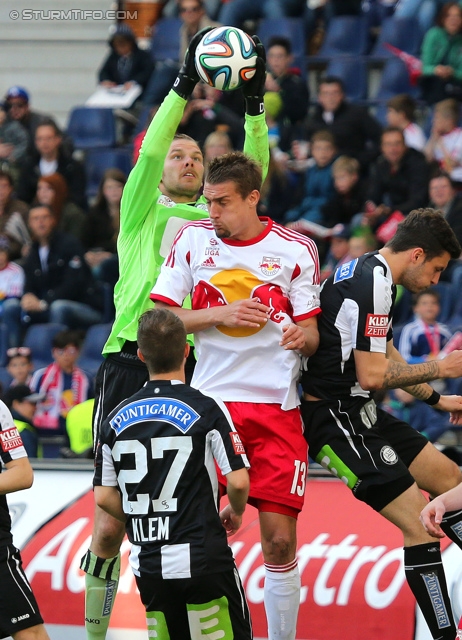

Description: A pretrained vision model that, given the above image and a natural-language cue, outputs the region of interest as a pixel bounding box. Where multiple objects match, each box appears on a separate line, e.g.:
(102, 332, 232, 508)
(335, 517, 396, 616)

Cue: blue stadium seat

(372, 57, 419, 103)
(67, 107, 116, 150)
(77, 323, 112, 378)
(311, 15, 370, 62)
(23, 323, 68, 371)
(85, 147, 133, 200)
(150, 18, 182, 62)
(447, 264, 462, 327)
(369, 16, 422, 64)
(0, 323, 9, 368)
(393, 324, 405, 350)
(392, 287, 413, 326)
(257, 18, 306, 58)
(325, 57, 368, 102)
(0, 367, 12, 392)
(433, 281, 455, 324)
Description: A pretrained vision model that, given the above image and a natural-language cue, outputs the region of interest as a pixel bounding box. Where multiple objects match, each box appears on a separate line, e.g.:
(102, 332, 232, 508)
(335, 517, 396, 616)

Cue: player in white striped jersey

(302, 209, 462, 640)
(152, 151, 320, 640)
(95, 308, 251, 639)
(0, 399, 50, 640)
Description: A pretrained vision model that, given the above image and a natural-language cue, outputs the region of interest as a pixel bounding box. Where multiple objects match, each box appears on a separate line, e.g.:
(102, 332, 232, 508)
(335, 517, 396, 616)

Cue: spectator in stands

(2, 384, 45, 458)
(4, 86, 57, 155)
(386, 94, 427, 151)
(82, 168, 127, 289)
(265, 36, 309, 127)
(34, 173, 87, 242)
(364, 127, 430, 233)
(394, 0, 446, 36)
(143, 0, 221, 108)
(98, 24, 154, 99)
(0, 101, 28, 181)
(427, 172, 462, 281)
(347, 227, 377, 257)
(30, 330, 92, 454)
(321, 155, 367, 228)
(284, 129, 336, 225)
(424, 98, 462, 184)
(2, 205, 103, 347)
(428, 172, 462, 244)
(320, 222, 351, 281)
(218, 0, 284, 31)
(420, 2, 462, 105)
(0, 170, 30, 260)
(178, 83, 244, 149)
(0, 235, 24, 319)
(16, 120, 87, 210)
(6, 346, 33, 388)
(395, 288, 455, 442)
(305, 76, 382, 173)
(259, 146, 300, 224)
(203, 130, 233, 167)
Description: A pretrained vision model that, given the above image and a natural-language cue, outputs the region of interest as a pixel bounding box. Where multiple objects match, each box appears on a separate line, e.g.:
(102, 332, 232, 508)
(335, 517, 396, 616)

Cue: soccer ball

(194, 26, 257, 91)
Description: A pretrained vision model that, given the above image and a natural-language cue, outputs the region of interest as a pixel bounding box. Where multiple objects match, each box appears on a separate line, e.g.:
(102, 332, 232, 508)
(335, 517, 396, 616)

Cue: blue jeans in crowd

(2, 298, 102, 347)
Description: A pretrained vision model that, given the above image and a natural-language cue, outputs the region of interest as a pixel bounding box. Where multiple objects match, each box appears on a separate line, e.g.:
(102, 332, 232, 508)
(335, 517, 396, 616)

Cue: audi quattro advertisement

(10, 468, 460, 640)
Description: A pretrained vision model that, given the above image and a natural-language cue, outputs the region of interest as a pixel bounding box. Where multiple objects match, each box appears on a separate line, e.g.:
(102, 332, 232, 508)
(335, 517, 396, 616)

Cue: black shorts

(135, 566, 252, 640)
(0, 544, 44, 639)
(92, 343, 197, 447)
(92, 349, 149, 447)
(301, 397, 429, 512)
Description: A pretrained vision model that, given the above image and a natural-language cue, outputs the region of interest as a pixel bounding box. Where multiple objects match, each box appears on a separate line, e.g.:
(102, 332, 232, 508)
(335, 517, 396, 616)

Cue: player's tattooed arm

(382, 358, 440, 389)
(400, 382, 436, 401)
(355, 343, 441, 393)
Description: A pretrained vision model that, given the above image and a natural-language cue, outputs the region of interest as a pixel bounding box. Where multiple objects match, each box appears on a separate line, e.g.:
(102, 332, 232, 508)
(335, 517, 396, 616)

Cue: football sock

(264, 560, 300, 640)
(439, 510, 462, 547)
(80, 550, 120, 640)
(404, 543, 455, 640)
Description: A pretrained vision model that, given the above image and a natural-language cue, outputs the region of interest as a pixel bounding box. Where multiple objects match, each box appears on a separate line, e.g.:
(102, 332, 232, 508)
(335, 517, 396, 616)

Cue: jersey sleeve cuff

(150, 294, 182, 307)
(293, 307, 321, 323)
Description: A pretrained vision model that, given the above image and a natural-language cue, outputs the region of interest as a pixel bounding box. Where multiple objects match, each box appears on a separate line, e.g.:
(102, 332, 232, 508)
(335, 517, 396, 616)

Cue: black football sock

(404, 542, 456, 639)
(439, 510, 462, 548)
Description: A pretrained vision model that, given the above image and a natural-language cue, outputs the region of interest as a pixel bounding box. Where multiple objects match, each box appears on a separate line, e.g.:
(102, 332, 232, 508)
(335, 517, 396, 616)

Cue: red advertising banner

(19, 477, 454, 639)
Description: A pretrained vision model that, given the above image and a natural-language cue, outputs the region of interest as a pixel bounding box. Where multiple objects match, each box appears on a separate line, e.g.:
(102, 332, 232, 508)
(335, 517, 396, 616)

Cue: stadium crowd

(1, 0, 462, 456)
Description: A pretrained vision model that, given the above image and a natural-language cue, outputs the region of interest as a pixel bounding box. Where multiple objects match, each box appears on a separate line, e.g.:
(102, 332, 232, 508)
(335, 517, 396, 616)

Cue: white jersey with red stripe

(151, 217, 320, 410)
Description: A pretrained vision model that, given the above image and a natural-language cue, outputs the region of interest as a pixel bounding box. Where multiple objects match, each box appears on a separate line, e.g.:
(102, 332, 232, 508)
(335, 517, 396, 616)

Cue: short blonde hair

(332, 155, 360, 176)
(434, 98, 460, 122)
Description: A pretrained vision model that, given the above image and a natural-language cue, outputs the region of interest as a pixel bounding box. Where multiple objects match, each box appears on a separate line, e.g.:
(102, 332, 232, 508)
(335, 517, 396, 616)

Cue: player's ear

(184, 343, 190, 361)
(247, 189, 260, 208)
(137, 348, 146, 363)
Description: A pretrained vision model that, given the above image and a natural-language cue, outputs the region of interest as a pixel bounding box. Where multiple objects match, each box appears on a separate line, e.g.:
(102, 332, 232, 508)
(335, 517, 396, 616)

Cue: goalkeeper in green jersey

(80, 27, 269, 640)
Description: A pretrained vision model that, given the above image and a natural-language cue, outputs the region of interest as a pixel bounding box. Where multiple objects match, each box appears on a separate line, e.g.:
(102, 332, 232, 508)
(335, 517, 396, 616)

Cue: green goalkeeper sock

(81, 551, 120, 640)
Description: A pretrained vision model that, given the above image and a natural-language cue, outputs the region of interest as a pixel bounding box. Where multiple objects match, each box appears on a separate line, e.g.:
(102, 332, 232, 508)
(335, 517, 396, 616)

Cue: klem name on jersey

(364, 313, 388, 337)
(132, 516, 169, 542)
(110, 399, 200, 435)
(0, 427, 23, 452)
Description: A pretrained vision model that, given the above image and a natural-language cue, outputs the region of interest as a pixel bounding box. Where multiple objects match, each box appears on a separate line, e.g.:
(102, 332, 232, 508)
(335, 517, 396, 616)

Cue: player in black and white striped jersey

(301, 208, 462, 640)
(0, 398, 50, 640)
(94, 308, 252, 639)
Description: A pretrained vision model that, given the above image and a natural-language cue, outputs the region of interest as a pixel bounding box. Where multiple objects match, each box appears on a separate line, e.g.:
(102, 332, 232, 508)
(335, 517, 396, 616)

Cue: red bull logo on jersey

(0, 427, 23, 452)
(110, 399, 200, 434)
(259, 256, 281, 277)
(365, 314, 389, 337)
(193, 270, 291, 336)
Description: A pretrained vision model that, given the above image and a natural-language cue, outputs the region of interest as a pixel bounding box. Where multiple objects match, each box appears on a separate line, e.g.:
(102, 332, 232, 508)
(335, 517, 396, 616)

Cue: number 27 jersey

(96, 380, 249, 579)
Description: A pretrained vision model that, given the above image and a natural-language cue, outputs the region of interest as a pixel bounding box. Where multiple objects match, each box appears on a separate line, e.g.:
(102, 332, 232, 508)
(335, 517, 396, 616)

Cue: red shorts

(221, 402, 308, 514)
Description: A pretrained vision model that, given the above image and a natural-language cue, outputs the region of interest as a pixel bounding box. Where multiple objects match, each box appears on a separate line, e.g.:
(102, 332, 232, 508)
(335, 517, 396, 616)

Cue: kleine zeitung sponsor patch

(365, 313, 388, 337)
